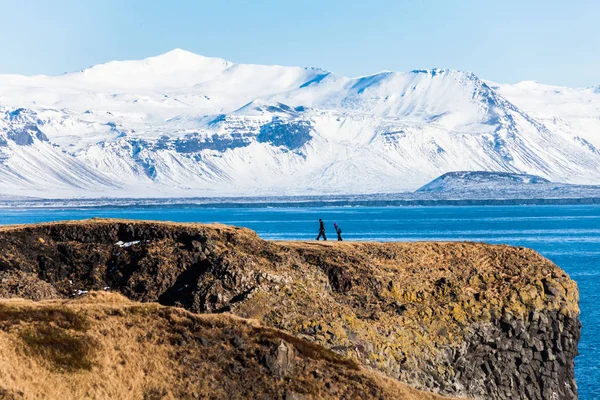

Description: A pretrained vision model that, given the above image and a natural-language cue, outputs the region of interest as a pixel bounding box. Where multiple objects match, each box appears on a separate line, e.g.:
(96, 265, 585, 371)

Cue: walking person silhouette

(316, 218, 327, 241)
(334, 222, 343, 241)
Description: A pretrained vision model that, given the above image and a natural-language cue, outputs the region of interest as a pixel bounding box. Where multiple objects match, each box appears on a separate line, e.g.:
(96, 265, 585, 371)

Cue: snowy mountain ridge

(417, 171, 552, 193)
(1, 49, 600, 198)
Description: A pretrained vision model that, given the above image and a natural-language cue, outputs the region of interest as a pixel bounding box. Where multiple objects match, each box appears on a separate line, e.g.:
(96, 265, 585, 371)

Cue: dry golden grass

(0, 219, 579, 399)
(0, 292, 453, 400)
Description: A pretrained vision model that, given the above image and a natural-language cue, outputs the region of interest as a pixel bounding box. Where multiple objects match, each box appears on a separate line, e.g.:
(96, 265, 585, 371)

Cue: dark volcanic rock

(257, 118, 312, 150)
(0, 219, 581, 399)
(175, 133, 251, 153)
(0, 292, 443, 400)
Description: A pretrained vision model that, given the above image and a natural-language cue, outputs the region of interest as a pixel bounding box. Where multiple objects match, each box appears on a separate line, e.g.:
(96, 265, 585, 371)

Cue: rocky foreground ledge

(0, 219, 581, 399)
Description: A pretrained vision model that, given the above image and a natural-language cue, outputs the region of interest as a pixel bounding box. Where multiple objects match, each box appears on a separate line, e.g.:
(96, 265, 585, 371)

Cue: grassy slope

(0, 292, 450, 400)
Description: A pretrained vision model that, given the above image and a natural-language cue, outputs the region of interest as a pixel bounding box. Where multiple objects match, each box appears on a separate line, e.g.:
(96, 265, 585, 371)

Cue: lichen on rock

(0, 219, 581, 399)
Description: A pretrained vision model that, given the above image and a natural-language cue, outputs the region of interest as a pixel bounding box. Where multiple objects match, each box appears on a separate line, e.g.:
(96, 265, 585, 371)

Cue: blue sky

(1, 0, 598, 87)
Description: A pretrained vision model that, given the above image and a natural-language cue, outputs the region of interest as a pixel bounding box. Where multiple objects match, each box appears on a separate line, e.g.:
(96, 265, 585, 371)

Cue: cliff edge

(0, 219, 581, 399)
(0, 292, 445, 400)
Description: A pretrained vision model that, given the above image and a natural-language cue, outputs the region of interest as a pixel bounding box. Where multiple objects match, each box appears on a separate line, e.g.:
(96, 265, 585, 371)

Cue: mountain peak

(408, 68, 476, 79)
(68, 49, 233, 87)
(158, 48, 197, 57)
(147, 48, 229, 65)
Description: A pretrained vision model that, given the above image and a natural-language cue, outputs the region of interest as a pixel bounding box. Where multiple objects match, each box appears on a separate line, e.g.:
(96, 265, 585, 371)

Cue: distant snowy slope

(417, 171, 551, 192)
(415, 171, 600, 200)
(0, 49, 327, 116)
(64, 49, 234, 89)
(277, 69, 504, 129)
(1, 49, 600, 198)
(493, 80, 600, 152)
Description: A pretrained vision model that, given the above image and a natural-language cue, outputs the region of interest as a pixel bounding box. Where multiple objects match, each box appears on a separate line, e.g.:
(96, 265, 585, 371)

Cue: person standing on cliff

(334, 222, 343, 241)
(316, 219, 327, 240)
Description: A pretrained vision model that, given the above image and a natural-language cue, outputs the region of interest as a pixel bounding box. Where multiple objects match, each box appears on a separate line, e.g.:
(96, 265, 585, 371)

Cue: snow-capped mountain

(414, 171, 600, 201)
(417, 171, 552, 193)
(1, 49, 599, 198)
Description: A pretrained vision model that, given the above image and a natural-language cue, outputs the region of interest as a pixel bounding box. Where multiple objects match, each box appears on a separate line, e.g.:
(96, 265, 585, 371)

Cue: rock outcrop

(0, 219, 581, 399)
(0, 292, 444, 400)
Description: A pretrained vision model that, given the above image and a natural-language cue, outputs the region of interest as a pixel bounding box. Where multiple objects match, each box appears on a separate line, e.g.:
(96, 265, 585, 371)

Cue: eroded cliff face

(0, 220, 581, 399)
(1, 292, 445, 400)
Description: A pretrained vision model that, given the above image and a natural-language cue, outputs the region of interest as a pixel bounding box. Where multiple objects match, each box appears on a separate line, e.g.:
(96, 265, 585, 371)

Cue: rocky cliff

(0, 292, 445, 400)
(0, 219, 581, 399)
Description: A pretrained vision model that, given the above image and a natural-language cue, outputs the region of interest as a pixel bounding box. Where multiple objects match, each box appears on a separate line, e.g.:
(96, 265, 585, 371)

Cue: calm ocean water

(0, 204, 598, 398)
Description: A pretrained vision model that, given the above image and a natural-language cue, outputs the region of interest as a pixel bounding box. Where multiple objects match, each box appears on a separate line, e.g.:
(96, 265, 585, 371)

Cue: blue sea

(0, 204, 598, 398)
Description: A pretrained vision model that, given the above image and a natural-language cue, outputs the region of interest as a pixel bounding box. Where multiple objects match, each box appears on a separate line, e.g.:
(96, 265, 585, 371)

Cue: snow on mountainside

(492, 81, 600, 156)
(1, 49, 600, 198)
(415, 171, 600, 200)
(417, 171, 551, 192)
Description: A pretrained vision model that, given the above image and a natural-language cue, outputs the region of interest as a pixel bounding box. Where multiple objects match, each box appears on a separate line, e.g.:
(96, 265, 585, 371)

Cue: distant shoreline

(3, 196, 600, 209)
